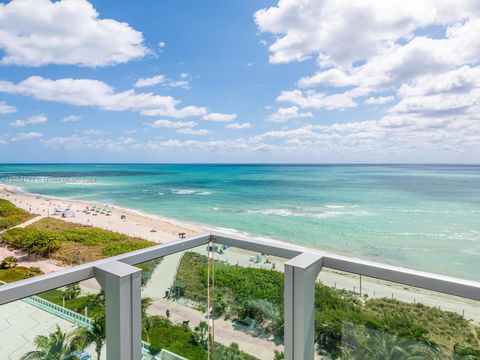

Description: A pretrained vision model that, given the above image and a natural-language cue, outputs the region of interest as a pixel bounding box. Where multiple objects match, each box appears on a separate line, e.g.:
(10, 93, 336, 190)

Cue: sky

(0, 0, 479, 163)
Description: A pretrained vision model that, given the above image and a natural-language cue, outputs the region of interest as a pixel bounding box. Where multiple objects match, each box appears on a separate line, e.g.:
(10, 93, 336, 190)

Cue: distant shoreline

(1, 162, 480, 166)
(0, 183, 306, 253)
(1, 183, 480, 324)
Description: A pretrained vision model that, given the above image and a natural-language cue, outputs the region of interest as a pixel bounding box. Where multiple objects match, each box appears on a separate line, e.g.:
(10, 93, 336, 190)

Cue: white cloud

(297, 19, 480, 92)
(298, 68, 357, 88)
(256, 0, 480, 159)
(43, 135, 135, 151)
(269, 106, 313, 122)
(10, 114, 47, 127)
(82, 129, 110, 136)
(256, 114, 480, 158)
(61, 115, 82, 123)
(226, 122, 252, 129)
(11, 131, 43, 141)
(134, 74, 191, 89)
(0, 101, 16, 114)
(150, 120, 197, 128)
(385, 66, 480, 120)
(202, 113, 237, 122)
(0, 0, 148, 67)
(398, 66, 480, 98)
(365, 96, 395, 105)
(134, 75, 165, 88)
(131, 138, 270, 154)
(177, 128, 210, 136)
(0, 76, 207, 118)
(158, 42, 166, 48)
(255, 0, 479, 66)
(277, 88, 369, 110)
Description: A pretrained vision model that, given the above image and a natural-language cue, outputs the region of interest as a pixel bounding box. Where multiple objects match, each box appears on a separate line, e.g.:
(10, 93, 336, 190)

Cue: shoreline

(1, 183, 479, 325)
(0, 183, 310, 255)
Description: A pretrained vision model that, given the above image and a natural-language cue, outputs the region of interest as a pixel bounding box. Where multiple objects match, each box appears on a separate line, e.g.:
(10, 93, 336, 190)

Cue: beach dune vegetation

(0, 199, 34, 230)
(0, 217, 155, 264)
(174, 252, 480, 359)
(0, 265, 43, 283)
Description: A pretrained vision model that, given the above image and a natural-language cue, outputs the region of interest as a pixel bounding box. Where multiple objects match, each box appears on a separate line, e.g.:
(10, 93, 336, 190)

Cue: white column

(95, 261, 142, 360)
(284, 253, 323, 360)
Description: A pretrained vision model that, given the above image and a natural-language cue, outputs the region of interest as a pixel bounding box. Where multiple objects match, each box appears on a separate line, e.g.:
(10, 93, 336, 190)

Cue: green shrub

(0, 256, 18, 269)
(145, 316, 207, 359)
(0, 199, 33, 230)
(2, 228, 62, 256)
(0, 266, 44, 283)
(102, 240, 153, 257)
(62, 227, 127, 246)
(2, 218, 155, 262)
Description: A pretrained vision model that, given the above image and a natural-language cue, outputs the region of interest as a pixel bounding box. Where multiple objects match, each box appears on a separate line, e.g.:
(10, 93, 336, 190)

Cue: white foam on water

(247, 206, 370, 219)
(170, 188, 197, 195)
(170, 188, 211, 195)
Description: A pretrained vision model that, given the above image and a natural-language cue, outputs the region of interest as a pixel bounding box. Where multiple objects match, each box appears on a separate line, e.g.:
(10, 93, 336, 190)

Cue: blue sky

(0, 0, 479, 163)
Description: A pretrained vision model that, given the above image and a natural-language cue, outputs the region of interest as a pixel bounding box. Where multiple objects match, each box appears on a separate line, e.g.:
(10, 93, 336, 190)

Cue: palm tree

(218, 342, 243, 360)
(194, 321, 208, 349)
(63, 284, 81, 300)
(340, 324, 446, 360)
(70, 314, 105, 360)
(0, 255, 18, 269)
(21, 325, 77, 360)
(141, 297, 152, 342)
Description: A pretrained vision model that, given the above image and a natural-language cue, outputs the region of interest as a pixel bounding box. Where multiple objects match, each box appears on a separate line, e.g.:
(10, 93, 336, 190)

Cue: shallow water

(1, 163, 479, 280)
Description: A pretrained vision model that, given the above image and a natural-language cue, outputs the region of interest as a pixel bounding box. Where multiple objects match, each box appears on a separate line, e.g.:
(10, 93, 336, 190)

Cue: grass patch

(175, 252, 283, 305)
(37, 288, 105, 318)
(0, 199, 34, 230)
(175, 252, 480, 359)
(0, 266, 43, 283)
(144, 316, 208, 359)
(364, 298, 480, 351)
(1, 217, 155, 264)
(144, 315, 259, 360)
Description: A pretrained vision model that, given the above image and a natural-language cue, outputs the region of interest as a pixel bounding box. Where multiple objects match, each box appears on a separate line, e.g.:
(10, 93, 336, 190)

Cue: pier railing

(1, 232, 479, 360)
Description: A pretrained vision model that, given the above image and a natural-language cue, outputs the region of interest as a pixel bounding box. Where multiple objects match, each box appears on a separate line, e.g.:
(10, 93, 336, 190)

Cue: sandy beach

(1, 183, 479, 322)
(0, 184, 205, 241)
(1, 183, 479, 358)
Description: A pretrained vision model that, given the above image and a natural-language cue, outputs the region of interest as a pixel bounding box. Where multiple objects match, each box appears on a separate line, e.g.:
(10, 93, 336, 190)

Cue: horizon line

(1, 162, 480, 166)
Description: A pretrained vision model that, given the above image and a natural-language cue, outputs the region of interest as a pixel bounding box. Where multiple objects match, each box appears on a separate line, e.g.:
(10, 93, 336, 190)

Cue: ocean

(0, 163, 479, 281)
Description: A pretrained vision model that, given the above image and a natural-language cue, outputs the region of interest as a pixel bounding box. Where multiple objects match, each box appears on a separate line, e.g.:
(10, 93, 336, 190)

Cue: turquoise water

(1, 164, 479, 280)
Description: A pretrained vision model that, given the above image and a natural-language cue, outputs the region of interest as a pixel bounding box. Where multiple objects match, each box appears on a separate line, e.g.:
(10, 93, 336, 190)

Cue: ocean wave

(247, 206, 370, 219)
(170, 188, 212, 195)
(171, 189, 196, 195)
(462, 247, 480, 256)
(324, 204, 360, 209)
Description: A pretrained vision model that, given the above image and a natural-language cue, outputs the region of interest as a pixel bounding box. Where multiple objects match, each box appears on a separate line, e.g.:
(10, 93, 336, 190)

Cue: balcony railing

(1, 231, 479, 359)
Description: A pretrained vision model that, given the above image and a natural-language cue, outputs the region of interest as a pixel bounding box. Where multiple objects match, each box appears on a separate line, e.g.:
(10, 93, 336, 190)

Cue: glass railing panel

(0, 278, 106, 360)
(315, 268, 480, 359)
(134, 244, 212, 360)
(210, 242, 287, 360)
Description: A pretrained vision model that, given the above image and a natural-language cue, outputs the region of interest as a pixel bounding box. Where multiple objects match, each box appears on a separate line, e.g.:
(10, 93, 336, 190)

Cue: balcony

(1, 231, 479, 360)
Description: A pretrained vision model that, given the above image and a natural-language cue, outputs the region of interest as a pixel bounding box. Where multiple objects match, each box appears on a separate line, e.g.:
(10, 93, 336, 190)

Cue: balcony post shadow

(284, 253, 323, 360)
